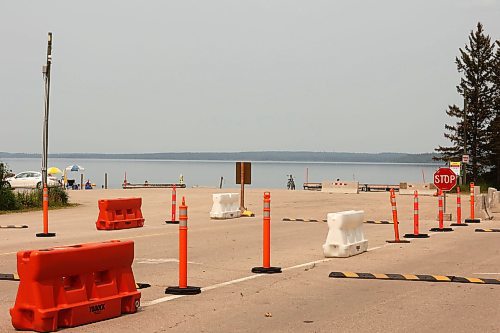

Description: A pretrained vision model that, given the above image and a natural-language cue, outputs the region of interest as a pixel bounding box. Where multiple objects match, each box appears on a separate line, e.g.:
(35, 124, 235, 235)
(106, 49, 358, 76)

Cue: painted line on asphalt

(142, 244, 386, 307)
(0, 251, 18, 257)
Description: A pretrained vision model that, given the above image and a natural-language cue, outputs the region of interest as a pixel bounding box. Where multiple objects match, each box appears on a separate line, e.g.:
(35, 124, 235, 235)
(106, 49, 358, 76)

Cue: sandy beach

(1, 188, 499, 332)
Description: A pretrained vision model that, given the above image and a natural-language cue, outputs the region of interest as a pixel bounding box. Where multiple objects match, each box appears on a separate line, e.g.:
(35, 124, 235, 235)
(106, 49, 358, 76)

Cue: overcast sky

(1, 1, 499, 154)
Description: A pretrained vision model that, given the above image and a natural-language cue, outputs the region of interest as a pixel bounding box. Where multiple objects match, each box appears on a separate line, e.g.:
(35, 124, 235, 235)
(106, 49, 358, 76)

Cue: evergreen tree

(487, 41, 500, 186)
(435, 23, 496, 182)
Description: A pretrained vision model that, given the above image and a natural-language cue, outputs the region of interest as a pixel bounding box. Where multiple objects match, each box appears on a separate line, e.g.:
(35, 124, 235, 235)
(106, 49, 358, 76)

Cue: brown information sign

(236, 162, 251, 185)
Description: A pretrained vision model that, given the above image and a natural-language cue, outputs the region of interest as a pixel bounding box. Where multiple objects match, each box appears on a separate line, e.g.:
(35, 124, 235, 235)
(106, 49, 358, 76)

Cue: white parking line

(142, 244, 386, 307)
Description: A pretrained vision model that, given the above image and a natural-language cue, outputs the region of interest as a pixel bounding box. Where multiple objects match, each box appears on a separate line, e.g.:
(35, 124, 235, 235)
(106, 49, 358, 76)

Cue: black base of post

(386, 239, 411, 243)
(429, 227, 453, 232)
(450, 223, 468, 226)
(404, 233, 429, 238)
(165, 286, 201, 295)
(165, 220, 179, 224)
(464, 218, 480, 224)
(36, 232, 56, 237)
(251, 266, 282, 274)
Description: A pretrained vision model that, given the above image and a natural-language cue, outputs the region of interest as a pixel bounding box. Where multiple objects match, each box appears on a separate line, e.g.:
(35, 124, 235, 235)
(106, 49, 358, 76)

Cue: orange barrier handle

(43, 186, 49, 234)
(171, 185, 177, 222)
(179, 197, 187, 288)
(263, 192, 271, 268)
(390, 189, 400, 241)
(470, 182, 475, 219)
(413, 190, 419, 235)
(438, 189, 444, 229)
(457, 187, 461, 224)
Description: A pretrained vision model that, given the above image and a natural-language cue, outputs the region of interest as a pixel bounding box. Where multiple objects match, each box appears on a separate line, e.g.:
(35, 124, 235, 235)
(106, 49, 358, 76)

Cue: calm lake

(2, 158, 443, 189)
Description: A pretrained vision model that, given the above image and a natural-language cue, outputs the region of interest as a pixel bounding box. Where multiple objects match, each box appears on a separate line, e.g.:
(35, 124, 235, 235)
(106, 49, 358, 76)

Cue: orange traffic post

(451, 187, 468, 227)
(465, 182, 480, 223)
(430, 189, 453, 232)
(36, 185, 55, 237)
(166, 197, 201, 295)
(165, 185, 179, 224)
(387, 188, 410, 243)
(252, 192, 282, 273)
(404, 190, 429, 238)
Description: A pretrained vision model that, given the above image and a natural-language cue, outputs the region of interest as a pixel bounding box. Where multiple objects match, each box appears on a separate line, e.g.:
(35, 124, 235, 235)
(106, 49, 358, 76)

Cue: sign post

(236, 162, 251, 211)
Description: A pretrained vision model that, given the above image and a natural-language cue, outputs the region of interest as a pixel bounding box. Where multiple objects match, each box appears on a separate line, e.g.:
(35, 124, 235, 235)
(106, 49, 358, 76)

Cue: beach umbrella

(65, 165, 85, 172)
(47, 167, 62, 175)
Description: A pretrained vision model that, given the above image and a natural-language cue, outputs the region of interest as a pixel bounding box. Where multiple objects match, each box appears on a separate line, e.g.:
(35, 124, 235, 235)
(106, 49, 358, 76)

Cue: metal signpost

(37, 32, 55, 237)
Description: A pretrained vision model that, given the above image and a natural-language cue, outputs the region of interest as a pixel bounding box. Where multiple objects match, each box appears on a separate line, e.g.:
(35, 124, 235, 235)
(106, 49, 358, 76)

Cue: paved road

(0, 189, 499, 332)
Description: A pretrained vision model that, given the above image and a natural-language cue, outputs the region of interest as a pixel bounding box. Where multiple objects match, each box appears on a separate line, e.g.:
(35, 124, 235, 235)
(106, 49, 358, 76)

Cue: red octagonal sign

(433, 168, 457, 191)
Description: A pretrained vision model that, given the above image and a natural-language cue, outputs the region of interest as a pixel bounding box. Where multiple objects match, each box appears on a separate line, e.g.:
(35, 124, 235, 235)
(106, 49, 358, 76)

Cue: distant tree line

(436, 22, 500, 187)
(0, 151, 440, 164)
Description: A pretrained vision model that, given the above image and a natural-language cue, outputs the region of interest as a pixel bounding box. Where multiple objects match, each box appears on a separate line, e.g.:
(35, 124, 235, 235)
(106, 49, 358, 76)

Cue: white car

(5, 171, 60, 189)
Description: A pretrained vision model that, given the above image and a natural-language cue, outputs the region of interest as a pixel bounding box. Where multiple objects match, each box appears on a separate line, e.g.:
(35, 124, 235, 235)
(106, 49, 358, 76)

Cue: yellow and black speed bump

(0, 273, 20, 281)
(475, 228, 500, 232)
(364, 220, 393, 224)
(329, 272, 500, 285)
(0, 225, 28, 229)
(282, 218, 326, 223)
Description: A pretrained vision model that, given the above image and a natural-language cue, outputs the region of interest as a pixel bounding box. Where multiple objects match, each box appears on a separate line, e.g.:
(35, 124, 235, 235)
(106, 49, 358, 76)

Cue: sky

(1, 0, 499, 154)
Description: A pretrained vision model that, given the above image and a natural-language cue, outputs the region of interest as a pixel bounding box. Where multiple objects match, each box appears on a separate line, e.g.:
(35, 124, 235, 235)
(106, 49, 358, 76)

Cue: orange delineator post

(387, 188, 410, 243)
(465, 182, 480, 223)
(166, 185, 179, 224)
(10, 240, 141, 332)
(36, 185, 55, 237)
(252, 192, 282, 273)
(165, 197, 201, 295)
(451, 187, 468, 226)
(430, 189, 453, 232)
(404, 190, 429, 238)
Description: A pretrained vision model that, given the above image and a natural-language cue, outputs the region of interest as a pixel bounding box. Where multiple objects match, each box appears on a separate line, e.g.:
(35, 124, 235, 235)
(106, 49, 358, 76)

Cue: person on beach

(287, 175, 296, 190)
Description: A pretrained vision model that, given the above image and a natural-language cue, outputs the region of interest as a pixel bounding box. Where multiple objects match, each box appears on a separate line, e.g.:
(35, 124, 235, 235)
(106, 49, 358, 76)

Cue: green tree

(0, 162, 18, 210)
(487, 40, 500, 186)
(435, 23, 496, 182)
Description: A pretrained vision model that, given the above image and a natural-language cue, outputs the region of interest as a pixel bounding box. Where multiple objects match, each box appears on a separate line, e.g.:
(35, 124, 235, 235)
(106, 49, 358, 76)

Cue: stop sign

(433, 168, 457, 191)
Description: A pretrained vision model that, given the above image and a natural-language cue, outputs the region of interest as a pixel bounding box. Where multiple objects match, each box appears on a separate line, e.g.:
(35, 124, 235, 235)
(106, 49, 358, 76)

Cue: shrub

(0, 188, 19, 210)
(14, 186, 69, 209)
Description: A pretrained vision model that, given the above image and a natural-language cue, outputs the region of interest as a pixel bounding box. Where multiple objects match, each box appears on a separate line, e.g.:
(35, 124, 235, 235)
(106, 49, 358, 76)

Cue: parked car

(5, 171, 61, 189)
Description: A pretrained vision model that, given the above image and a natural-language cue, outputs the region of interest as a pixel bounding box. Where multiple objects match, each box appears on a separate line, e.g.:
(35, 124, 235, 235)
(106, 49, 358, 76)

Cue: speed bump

(329, 271, 500, 285)
(364, 220, 393, 224)
(0, 225, 28, 229)
(282, 218, 326, 223)
(0, 273, 19, 281)
(475, 229, 500, 232)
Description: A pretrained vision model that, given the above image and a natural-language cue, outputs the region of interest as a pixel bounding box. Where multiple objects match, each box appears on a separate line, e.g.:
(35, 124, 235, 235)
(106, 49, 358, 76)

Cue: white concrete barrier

(321, 181, 359, 194)
(399, 182, 437, 196)
(322, 210, 368, 258)
(210, 193, 241, 219)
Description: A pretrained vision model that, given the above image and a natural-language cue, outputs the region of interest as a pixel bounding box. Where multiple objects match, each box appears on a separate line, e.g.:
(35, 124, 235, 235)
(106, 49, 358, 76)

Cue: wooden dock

(122, 182, 186, 189)
(303, 182, 399, 192)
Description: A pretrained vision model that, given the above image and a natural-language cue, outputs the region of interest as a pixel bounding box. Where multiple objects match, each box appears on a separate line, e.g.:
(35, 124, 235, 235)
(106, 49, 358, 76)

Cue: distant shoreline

(0, 151, 440, 164)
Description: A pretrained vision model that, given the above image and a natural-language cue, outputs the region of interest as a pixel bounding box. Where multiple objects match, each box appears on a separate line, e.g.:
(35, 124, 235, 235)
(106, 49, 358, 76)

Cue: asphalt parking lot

(1, 188, 499, 332)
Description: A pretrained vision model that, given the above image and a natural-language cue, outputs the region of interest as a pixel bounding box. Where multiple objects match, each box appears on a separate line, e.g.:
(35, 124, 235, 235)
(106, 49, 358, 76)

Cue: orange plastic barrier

(10, 240, 141, 332)
(96, 198, 145, 230)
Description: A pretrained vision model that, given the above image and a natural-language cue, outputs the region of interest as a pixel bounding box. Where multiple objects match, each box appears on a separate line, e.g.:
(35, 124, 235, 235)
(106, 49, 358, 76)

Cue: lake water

(1, 158, 443, 189)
